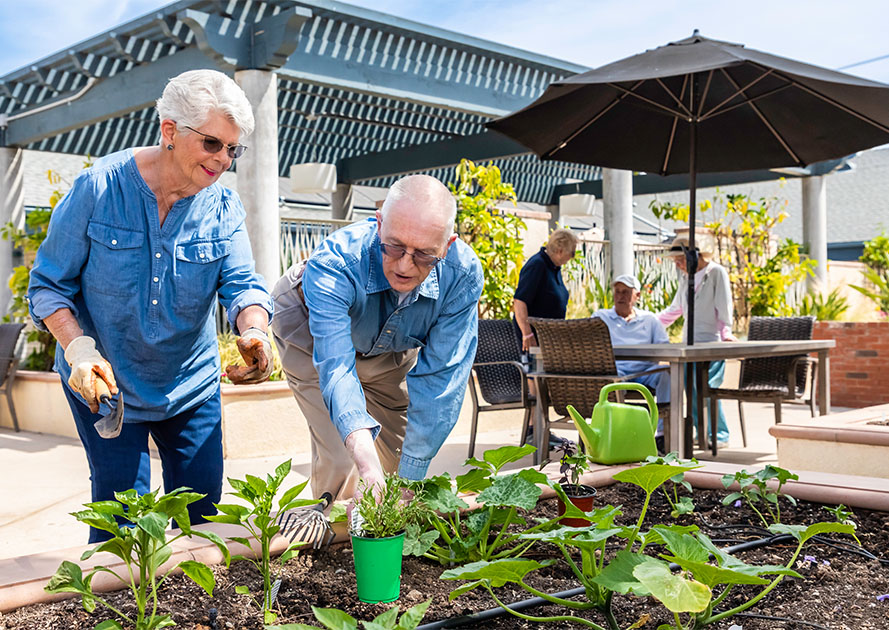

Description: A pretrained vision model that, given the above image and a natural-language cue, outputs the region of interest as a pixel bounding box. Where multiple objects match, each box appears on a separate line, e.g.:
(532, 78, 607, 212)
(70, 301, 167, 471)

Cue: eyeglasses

(183, 126, 247, 159)
(380, 242, 443, 269)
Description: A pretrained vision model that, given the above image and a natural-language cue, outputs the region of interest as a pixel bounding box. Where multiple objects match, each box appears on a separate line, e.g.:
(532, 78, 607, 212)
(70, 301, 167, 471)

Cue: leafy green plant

(45, 487, 229, 630)
(721, 465, 799, 527)
(217, 332, 285, 383)
(205, 460, 318, 624)
(546, 439, 590, 495)
(822, 503, 856, 528)
(443, 459, 857, 630)
(646, 452, 697, 519)
(794, 287, 850, 321)
(354, 473, 425, 539)
(406, 444, 561, 565)
(451, 158, 525, 319)
(266, 599, 430, 630)
(851, 234, 889, 314)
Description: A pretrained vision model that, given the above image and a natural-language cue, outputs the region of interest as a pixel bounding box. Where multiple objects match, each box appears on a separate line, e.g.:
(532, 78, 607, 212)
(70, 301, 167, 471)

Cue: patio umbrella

(488, 31, 889, 344)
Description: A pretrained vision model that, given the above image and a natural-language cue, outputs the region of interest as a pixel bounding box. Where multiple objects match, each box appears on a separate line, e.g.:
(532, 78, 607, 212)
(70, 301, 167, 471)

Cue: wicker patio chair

(707, 315, 817, 454)
(0, 323, 25, 432)
(527, 317, 667, 463)
(467, 319, 535, 458)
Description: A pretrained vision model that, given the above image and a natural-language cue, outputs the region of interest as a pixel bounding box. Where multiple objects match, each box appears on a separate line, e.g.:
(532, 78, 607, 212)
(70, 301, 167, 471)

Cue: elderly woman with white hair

(657, 235, 737, 448)
(28, 69, 274, 541)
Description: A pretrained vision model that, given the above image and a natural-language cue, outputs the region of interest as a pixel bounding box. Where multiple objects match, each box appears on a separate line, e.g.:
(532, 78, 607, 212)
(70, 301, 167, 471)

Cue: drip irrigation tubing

(734, 611, 832, 629)
(415, 534, 793, 630)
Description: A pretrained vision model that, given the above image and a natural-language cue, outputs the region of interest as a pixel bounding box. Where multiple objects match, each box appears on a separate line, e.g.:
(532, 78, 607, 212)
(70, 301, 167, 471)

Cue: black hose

(734, 611, 832, 629)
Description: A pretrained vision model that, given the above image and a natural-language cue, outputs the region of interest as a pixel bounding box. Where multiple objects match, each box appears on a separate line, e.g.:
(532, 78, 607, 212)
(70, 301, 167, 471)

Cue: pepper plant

(206, 460, 319, 624)
(442, 460, 857, 630)
(45, 487, 229, 630)
(405, 444, 563, 564)
(720, 464, 799, 527)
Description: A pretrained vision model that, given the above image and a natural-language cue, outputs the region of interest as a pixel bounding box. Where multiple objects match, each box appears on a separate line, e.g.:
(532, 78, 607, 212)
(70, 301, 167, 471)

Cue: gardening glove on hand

(64, 336, 118, 414)
(225, 327, 273, 384)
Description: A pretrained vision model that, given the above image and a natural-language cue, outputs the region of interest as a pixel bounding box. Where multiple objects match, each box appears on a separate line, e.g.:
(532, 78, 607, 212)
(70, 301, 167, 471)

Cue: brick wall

(813, 321, 889, 408)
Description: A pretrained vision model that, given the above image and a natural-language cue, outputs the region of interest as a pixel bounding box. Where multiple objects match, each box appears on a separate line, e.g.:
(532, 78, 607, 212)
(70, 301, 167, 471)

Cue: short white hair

(156, 69, 255, 139)
(380, 174, 457, 230)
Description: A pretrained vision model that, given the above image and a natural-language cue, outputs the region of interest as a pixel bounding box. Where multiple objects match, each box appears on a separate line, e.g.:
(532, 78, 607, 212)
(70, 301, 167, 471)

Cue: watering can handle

(598, 382, 658, 432)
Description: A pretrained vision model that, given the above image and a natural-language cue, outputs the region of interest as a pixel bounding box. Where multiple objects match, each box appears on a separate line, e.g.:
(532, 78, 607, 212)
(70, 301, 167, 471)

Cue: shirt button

(199, 252, 206, 259)
(111, 239, 117, 245)
(385, 330, 392, 334)
(152, 299, 158, 305)
(155, 252, 161, 258)
(153, 277, 159, 282)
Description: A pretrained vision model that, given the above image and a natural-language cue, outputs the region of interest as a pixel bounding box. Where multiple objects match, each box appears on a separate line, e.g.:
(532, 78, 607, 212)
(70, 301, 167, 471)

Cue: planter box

(0, 371, 305, 459)
(813, 320, 889, 408)
(770, 403, 889, 478)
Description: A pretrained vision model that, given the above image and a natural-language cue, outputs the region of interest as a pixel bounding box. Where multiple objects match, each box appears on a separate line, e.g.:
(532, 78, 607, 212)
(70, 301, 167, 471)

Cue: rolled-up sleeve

(303, 258, 380, 442)
(217, 217, 274, 333)
(400, 270, 483, 479)
(27, 175, 94, 331)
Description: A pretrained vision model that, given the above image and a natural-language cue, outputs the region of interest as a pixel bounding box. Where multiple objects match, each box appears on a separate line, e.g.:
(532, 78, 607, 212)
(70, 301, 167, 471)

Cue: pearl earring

(166, 144, 174, 151)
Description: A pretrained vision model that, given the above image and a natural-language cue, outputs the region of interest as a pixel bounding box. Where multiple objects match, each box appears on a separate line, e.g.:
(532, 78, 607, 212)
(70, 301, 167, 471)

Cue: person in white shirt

(658, 236, 737, 447)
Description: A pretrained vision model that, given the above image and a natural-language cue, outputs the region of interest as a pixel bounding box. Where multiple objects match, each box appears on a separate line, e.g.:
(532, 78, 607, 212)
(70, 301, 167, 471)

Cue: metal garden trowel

(93, 378, 124, 439)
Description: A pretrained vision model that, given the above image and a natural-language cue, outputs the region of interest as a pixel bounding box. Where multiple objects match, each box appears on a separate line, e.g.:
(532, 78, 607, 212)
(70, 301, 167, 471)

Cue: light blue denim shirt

(593, 307, 670, 375)
(28, 149, 273, 421)
(303, 218, 483, 479)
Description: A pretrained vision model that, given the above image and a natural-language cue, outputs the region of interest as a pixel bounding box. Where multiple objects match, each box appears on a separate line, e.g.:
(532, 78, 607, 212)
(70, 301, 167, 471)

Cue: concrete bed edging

(2, 460, 887, 614)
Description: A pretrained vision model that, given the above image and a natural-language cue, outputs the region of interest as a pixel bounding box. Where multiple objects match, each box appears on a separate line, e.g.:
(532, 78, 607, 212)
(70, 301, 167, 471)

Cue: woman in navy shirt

(513, 228, 578, 350)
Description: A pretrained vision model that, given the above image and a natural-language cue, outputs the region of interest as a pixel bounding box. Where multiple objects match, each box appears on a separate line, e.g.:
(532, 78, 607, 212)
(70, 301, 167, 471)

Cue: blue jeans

(690, 361, 730, 444)
(64, 384, 223, 542)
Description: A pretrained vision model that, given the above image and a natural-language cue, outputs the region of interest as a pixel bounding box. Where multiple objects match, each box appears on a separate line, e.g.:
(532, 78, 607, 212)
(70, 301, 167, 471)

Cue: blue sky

(1, 0, 888, 82)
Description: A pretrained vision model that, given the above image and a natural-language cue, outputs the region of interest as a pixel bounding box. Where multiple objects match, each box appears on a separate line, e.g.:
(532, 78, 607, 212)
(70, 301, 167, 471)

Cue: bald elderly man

(271, 175, 483, 501)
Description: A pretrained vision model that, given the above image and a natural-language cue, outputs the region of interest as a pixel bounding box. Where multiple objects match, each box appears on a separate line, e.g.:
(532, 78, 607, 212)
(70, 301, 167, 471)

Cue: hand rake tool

(278, 492, 335, 550)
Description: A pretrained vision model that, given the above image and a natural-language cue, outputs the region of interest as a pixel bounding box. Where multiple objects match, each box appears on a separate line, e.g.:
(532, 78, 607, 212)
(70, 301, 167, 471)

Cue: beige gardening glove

(225, 327, 273, 384)
(64, 336, 118, 413)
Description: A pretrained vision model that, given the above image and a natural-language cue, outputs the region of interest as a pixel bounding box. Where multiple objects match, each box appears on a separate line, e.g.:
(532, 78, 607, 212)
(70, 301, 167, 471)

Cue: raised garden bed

(0, 460, 887, 630)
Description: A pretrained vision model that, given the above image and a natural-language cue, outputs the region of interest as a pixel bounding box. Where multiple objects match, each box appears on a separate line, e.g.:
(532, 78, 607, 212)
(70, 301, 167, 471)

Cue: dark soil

(2, 485, 888, 630)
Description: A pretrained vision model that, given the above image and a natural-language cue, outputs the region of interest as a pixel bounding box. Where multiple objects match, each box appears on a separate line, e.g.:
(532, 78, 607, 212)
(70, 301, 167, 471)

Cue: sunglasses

(380, 242, 443, 269)
(183, 126, 247, 159)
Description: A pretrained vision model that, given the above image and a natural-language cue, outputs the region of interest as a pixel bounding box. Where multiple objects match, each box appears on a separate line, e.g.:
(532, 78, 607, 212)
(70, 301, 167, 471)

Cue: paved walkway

(0, 393, 825, 560)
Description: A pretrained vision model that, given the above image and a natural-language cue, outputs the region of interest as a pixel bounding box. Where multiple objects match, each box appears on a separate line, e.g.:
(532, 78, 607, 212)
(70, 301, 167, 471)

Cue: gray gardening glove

(225, 327, 273, 384)
(65, 336, 118, 413)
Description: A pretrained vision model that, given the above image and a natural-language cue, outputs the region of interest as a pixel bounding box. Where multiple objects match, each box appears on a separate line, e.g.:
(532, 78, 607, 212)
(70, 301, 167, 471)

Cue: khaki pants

(270, 263, 418, 502)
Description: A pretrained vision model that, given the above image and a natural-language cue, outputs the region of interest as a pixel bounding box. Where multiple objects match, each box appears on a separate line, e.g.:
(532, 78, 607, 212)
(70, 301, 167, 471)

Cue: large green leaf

(640, 524, 699, 548)
(368, 605, 398, 628)
(477, 473, 541, 510)
(656, 528, 710, 564)
(769, 521, 856, 544)
(45, 560, 90, 595)
(403, 523, 439, 557)
(82, 501, 126, 517)
(191, 529, 232, 565)
(519, 526, 621, 549)
(455, 468, 492, 494)
(482, 444, 536, 474)
(664, 556, 770, 588)
(274, 459, 293, 482)
(396, 598, 431, 630)
(441, 558, 553, 587)
(633, 561, 711, 613)
(71, 510, 120, 537)
(613, 463, 699, 495)
(448, 579, 486, 600)
(310, 605, 358, 630)
(94, 620, 124, 630)
(592, 550, 655, 596)
(420, 482, 467, 513)
(179, 560, 215, 596)
(81, 537, 132, 563)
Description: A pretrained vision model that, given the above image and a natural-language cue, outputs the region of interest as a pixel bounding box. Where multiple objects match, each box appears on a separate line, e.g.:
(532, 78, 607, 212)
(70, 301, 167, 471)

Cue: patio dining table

(530, 339, 835, 458)
(614, 340, 835, 456)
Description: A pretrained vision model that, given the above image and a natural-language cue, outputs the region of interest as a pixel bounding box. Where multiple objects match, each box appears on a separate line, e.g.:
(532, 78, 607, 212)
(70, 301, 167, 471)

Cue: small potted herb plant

(350, 473, 425, 603)
(552, 439, 597, 526)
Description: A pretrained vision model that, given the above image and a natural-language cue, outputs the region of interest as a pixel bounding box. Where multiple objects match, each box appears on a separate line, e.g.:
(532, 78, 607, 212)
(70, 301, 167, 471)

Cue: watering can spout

(567, 383, 659, 465)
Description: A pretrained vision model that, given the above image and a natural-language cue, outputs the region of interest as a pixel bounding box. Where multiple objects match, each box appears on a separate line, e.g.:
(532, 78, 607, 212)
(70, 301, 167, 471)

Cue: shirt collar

(366, 231, 441, 300)
(540, 247, 559, 270)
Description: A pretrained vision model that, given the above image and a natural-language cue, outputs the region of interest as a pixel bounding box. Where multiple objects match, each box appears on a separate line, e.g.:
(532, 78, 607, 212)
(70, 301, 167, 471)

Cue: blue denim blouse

(27, 149, 273, 421)
(303, 218, 483, 479)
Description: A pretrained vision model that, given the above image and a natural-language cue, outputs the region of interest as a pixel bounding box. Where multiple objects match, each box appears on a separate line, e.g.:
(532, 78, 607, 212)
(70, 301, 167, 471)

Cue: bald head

(380, 174, 456, 242)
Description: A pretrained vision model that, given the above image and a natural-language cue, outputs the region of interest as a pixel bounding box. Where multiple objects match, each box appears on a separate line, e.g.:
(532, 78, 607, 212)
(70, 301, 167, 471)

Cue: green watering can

(567, 382, 658, 465)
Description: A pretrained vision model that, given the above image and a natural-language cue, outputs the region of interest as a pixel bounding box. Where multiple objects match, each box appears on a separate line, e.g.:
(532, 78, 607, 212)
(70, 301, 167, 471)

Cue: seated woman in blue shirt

(27, 70, 274, 542)
(513, 228, 578, 351)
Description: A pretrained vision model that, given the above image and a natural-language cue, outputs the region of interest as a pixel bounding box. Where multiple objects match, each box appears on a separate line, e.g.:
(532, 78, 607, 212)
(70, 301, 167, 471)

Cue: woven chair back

(528, 317, 618, 418)
(0, 323, 24, 386)
(474, 319, 524, 405)
(742, 316, 815, 394)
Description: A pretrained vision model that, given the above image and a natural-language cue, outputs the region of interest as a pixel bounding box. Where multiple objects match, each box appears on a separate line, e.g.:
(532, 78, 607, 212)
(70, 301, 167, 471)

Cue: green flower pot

(351, 531, 406, 603)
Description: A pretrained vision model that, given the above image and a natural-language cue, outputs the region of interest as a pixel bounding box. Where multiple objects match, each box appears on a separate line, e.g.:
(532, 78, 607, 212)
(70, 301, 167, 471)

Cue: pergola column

(802, 175, 828, 295)
(602, 168, 634, 279)
(235, 70, 280, 289)
(331, 183, 354, 221)
(0, 147, 22, 315)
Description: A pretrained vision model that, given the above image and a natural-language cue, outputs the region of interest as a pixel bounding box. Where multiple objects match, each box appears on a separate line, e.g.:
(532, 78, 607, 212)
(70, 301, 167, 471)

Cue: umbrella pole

(684, 73, 699, 457)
